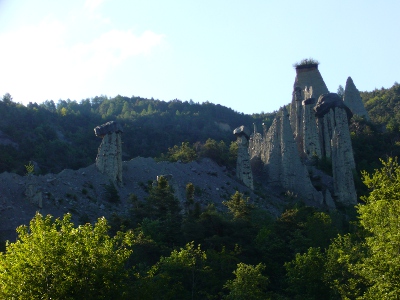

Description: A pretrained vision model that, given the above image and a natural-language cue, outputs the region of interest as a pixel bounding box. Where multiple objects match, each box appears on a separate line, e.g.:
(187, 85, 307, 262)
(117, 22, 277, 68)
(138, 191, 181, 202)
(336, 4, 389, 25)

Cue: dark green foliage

(0, 94, 270, 174)
(160, 142, 197, 163)
(285, 247, 330, 300)
(102, 180, 120, 203)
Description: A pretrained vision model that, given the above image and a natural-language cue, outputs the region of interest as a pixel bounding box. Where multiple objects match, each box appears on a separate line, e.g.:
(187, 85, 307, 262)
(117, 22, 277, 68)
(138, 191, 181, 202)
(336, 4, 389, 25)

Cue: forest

(1, 83, 400, 299)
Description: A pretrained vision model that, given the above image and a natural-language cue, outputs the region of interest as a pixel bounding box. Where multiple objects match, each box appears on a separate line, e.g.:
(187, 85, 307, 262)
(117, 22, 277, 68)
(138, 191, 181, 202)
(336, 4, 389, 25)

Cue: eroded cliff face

(343, 76, 369, 120)
(250, 107, 323, 204)
(249, 64, 367, 208)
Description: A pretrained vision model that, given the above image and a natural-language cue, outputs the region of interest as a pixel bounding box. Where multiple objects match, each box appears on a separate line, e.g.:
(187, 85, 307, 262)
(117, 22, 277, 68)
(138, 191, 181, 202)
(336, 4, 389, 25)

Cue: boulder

(314, 93, 353, 120)
(94, 121, 123, 138)
(233, 125, 251, 139)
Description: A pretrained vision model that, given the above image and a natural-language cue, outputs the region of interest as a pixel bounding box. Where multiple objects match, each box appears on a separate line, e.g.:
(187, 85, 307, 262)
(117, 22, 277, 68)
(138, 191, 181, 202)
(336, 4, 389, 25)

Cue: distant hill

(2, 82, 400, 177)
(0, 94, 276, 174)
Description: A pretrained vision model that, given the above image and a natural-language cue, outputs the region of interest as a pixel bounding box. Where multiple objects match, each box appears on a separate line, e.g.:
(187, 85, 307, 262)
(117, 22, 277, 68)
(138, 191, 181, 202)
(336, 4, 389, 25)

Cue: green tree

(224, 262, 269, 300)
(223, 191, 253, 221)
(146, 176, 182, 245)
(0, 213, 133, 300)
(285, 247, 330, 300)
(324, 233, 368, 299)
(140, 242, 210, 299)
(165, 142, 197, 163)
(356, 157, 400, 299)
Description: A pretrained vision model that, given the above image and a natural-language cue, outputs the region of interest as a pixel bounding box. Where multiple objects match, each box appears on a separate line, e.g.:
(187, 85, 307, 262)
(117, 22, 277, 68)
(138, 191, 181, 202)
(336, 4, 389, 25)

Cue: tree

(337, 85, 345, 99)
(0, 213, 133, 300)
(285, 247, 330, 300)
(355, 157, 400, 298)
(223, 191, 253, 221)
(224, 262, 269, 300)
(2, 93, 13, 104)
(145, 176, 182, 245)
(165, 142, 197, 163)
(146, 242, 210, 300)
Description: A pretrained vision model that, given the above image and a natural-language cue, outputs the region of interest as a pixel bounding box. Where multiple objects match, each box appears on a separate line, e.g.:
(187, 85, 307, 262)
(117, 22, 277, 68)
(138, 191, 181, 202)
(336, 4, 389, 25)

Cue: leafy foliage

(0, 213, 133, 299)
(224, 262, 269, 300)
(223, 191, 253, 221)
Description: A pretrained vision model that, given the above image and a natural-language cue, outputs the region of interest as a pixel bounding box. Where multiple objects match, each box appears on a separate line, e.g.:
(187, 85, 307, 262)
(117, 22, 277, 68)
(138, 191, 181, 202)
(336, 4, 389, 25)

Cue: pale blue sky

(0, 0, 399, 114)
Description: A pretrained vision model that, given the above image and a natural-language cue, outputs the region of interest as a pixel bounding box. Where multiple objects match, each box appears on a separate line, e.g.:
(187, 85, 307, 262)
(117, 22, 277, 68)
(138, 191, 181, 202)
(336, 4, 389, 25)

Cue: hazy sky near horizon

(0, 0, 399, 115)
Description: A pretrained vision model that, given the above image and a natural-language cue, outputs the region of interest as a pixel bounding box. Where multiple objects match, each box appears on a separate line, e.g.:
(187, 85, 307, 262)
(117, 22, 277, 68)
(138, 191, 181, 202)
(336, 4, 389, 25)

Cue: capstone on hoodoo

(94, 121, 123, 184)
(234, 125, 254, 190)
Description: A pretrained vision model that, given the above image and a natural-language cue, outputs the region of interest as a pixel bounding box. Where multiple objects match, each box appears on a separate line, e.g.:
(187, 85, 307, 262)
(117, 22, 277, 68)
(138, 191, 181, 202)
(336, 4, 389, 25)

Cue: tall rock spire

(314, 94, 357, 206)
(290, 63, 329, 152)
(263, 107, 323, 204)
(302, 97, 321, 157)
(331, 129, 357, 205)
(343, 76, 369, 120)
(234, 125, 254, 190)
(94, 121, 123, 185)
(293, 64, 329, 100)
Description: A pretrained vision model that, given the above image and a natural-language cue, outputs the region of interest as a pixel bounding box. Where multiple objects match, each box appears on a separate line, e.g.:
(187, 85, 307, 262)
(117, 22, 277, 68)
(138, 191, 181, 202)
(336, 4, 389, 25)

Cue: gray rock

(302, 98, 321, 157)
(94, 121, 123, 138)
(343, 76, 369, 120)
(324, 189, 336, 209)
(95, 131, 123, 184)
(235, 127, 254, 190)
(233, 125, 251, 139)
(314, 93, 353, 120)
(290, 65, 329, 138)
(259, 108, 323, 204)
(331, 129, 357, 205)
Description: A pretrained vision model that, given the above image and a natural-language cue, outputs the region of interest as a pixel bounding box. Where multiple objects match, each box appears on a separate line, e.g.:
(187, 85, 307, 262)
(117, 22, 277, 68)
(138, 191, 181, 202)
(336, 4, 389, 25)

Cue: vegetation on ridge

(292, 57, 320, 68)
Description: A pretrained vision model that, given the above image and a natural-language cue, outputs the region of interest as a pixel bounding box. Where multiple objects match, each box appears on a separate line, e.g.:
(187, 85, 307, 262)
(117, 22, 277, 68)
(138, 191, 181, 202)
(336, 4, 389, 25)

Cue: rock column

(331, 129, 357, 205)
(263, 107, 323, 204)
(302, 97, 321, 157)
(314, 94, 357, 206)
(234, 125, 254, 190)
(94, 121, 123, 184)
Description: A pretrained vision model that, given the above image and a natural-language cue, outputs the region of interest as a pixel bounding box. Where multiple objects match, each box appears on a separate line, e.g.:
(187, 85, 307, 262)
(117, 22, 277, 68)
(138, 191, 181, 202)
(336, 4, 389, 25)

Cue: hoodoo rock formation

(314, 94, 357, 205)
(234, 125, 254, 190)
(343, 76, 369, 120)
(314, 93, 353, 159)
(249, 107, 323, 204)
(302, 97, 321, 157)
(290, 63, 329, 139)
(248, 62, 366, 207)
(94, 121, 123, 184)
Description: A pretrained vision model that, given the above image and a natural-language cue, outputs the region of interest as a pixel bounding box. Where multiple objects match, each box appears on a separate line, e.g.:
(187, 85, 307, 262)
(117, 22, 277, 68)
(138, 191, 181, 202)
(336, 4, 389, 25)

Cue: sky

(0, 0, 399, 115)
